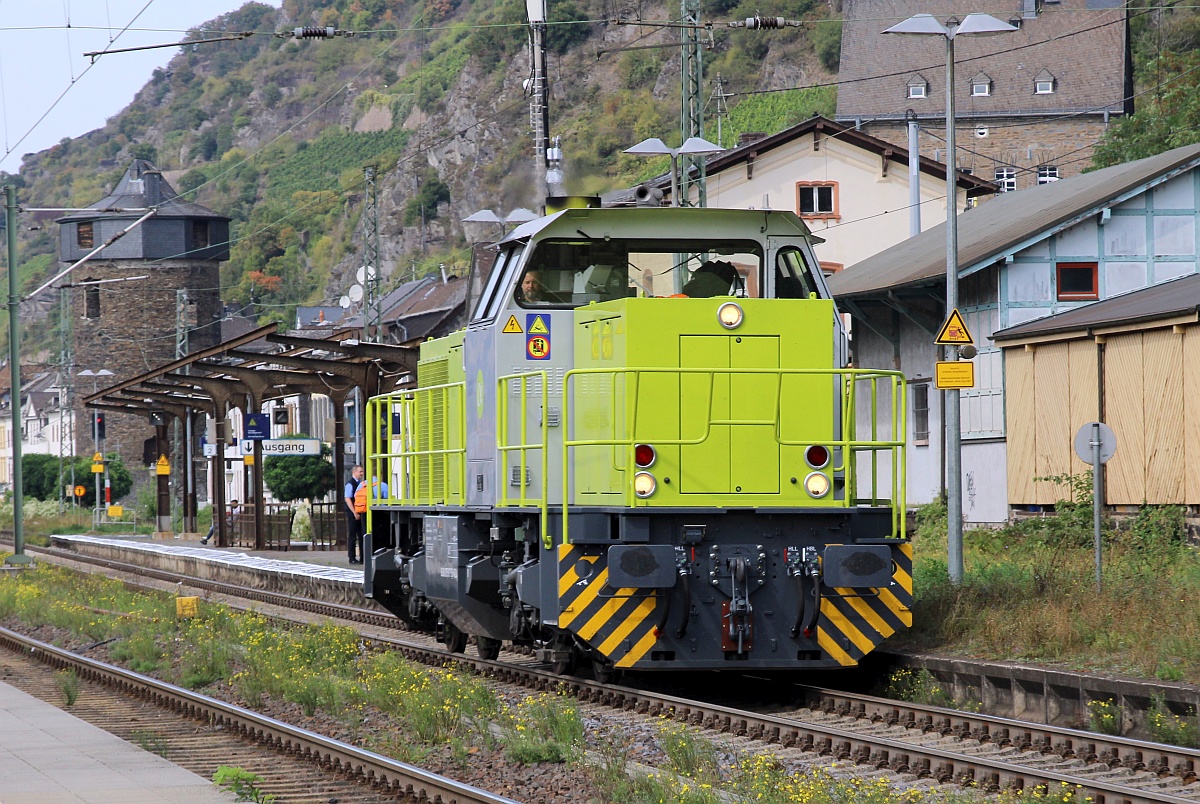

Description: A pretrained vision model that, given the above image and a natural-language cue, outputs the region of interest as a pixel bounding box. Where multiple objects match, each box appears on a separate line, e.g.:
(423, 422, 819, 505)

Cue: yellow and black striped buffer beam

(557, 544, 660, 668)
(818, 542, 913, 666)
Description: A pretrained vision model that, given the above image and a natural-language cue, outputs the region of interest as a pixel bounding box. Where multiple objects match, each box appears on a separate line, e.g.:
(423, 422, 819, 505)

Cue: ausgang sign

(240, 438, 322, 456)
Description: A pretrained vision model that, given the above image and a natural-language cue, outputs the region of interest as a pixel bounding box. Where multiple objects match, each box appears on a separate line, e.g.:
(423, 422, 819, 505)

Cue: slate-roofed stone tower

(57, 159, 230, 465)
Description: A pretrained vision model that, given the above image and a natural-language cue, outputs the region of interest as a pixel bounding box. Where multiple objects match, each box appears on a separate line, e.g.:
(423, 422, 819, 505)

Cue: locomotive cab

(365, 207, 909, 678)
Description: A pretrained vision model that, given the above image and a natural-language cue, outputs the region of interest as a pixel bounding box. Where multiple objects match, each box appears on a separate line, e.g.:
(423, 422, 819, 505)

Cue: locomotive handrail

(560, 366, 906, 544)
(364, 382, 468, 516)
(497, 370, 550, 547)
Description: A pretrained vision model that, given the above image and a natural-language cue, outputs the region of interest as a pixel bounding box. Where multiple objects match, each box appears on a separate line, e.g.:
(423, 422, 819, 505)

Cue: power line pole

(711, 72, 730, 149)
(173, 289, 188, 532)
(680, 0, 707, 207)
(362, 165, 382, 342)
(4, 185, 29, 565)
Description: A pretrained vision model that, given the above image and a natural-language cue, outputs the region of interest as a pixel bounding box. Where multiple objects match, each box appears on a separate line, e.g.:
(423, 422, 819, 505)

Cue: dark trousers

(346, 512, 364, 561)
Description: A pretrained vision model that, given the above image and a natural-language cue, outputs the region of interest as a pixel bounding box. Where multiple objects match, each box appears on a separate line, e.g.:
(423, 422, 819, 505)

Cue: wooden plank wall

(1104, 335, 1146, 504)
(1033, 342, 1072, 503)
(1186, 329, 1200, 504)
(1005, 348, 1036, 504)
(1143, 329, 1185, 504)
(1007, 325, 1200, 508)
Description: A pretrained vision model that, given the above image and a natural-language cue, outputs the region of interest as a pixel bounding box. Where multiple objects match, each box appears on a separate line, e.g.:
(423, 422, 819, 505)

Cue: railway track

(12, 540, 1200, 803)
(0, 624, 521, 804)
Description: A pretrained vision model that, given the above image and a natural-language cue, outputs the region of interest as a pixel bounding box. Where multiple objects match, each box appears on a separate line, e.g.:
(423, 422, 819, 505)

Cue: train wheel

(552, 648, 577, 676)
(443, 621, 467, 653)
(592, 656, 620, 684)
(476, 635, 502, 660)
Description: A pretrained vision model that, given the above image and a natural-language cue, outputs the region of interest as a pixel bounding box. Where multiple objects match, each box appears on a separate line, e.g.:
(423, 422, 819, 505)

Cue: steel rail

(0, 625, 521, 804)
(798, 687, 1200, 785)
(17, 540, 1200, 803)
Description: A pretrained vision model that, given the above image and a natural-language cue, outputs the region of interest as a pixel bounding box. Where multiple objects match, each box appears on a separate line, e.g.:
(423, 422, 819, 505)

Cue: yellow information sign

(243, 454, 255, 466)
(91, 462, 104, 474)
(528, 315, 550, 335)
(502, 315, 523, 334)
(935, 360, 975, 389)
(935, 309, 974, 346)
(155, 454, 170, 476)
(107, 505, 123, 518)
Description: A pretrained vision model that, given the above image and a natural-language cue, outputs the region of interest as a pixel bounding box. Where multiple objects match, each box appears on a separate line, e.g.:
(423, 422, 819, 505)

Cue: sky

(0, 0, 281, 174)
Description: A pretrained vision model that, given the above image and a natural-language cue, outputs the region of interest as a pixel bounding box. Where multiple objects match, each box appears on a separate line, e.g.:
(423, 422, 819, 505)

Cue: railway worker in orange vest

(345, 465, 365, 565)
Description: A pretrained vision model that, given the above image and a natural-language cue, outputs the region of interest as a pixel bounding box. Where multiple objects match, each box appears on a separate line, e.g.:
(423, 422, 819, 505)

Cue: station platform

(0, 679, 234, 803)
(47, 535, 372, 610)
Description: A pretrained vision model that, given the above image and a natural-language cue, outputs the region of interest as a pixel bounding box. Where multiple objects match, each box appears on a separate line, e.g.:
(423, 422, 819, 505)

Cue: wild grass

(500, 691, 585, 764)
(908, 491, 1200, 682)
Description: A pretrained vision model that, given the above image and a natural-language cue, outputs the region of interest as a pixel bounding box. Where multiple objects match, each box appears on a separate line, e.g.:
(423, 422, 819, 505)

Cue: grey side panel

(465, 326, 498, 506)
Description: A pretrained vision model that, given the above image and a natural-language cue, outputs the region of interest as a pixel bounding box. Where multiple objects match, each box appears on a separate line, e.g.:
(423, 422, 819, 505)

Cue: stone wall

(861, 116, 1111, 192)
(73, 258, 221, 467)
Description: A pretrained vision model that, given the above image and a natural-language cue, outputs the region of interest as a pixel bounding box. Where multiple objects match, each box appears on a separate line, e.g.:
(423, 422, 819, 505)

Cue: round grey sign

(1074, 421, 1117, 465)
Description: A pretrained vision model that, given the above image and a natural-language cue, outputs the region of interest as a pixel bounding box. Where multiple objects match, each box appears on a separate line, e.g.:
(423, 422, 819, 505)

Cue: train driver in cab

(518, 269, 546, 303)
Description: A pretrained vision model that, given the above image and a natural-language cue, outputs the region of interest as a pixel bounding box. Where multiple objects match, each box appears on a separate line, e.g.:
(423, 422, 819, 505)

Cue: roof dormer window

(906, 74, 929, 99)
(970, 72, 992, 97)
(1034, 69, 1056, 94)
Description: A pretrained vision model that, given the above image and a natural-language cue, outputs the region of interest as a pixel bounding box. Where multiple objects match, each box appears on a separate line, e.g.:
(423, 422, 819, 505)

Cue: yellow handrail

(496, 371, 550, 548)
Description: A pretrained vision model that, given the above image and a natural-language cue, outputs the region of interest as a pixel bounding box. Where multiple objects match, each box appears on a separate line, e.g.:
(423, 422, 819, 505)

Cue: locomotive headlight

(633, 471, 657, 497)
(717, 302, 743, 329)
(804, 471, 830, 498)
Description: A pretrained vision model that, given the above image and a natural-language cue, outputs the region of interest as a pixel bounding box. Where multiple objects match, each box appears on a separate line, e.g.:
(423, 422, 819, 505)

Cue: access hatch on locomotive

(364, 206, 911, 682)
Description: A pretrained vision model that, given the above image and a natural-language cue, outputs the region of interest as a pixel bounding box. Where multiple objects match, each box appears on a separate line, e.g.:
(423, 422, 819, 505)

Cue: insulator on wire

(727, 15, 797, 29)
(289, 26, 351, 39)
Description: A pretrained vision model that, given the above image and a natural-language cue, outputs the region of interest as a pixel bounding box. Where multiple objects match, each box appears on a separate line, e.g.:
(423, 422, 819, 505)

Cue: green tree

(262, 438, 336, 503)
(404, 171, 451, 225)
(23, 454, 133, 506)
(22, 454, 61, 500)
(1090, 51, 1200, 169)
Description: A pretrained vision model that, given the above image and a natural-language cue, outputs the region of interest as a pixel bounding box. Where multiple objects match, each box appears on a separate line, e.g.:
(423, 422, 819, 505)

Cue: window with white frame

(796, 182, 838, 218)
(1036, 165, 1059, 184)
(906, 74, 928, 100)
(970, 72, 992, 96)
(995, 167, 1016, 192)
(1034, 70, 1056, 94)
(911, 382, 930, 446)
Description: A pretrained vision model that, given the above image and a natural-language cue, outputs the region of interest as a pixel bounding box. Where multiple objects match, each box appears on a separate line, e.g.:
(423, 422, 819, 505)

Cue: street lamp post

(78, 369, 114, 523)
(884, 13, 1015, 585)
(623, 137, 724, 208)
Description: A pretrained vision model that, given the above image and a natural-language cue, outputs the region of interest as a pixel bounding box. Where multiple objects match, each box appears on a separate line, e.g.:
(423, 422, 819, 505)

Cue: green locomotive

(363, 206, 910, 679)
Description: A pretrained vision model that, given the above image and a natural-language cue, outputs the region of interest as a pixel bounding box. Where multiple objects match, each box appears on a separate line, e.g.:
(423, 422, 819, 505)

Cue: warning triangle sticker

(934, 309, 974, 346)
(502, 315, 523, 334)
(528, 315, 550, 335)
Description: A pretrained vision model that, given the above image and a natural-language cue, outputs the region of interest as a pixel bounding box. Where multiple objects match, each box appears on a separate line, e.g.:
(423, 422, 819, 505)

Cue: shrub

(1087, 699, 1121, 735)
(1147, 694, 1199, 747)
(811, 18, 842, 71)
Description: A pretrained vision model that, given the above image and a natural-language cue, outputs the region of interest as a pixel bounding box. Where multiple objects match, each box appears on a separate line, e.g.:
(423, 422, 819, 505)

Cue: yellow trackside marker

(528, 315, 549, 335)
(503, 315, 523, 334)
(558, 567, 609, 628)
(820, 598, 875, 655)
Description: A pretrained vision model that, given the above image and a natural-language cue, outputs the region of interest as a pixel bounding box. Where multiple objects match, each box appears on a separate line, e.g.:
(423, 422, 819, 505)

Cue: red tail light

(805, 445, 830, 469)
(634, 444, 656, 467)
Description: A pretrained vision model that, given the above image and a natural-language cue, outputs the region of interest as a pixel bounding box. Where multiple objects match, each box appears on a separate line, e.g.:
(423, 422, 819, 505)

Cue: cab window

(475, 245, 523, 322)
(515, 239, 763, 307)
(775, 248, 821, 299)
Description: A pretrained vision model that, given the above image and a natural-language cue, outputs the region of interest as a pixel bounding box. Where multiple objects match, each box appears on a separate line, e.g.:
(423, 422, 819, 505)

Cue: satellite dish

(356, 266, 366, 283)
(339, 295, 351, 309)
(348, 284, 364, 302)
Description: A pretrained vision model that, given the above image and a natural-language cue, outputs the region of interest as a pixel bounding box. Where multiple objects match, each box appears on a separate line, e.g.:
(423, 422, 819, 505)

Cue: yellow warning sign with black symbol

(935, 309, 974, 346)
(503, 315, 523, 334)
(528, 315, 549, 335)
(155, 455, 170, 476)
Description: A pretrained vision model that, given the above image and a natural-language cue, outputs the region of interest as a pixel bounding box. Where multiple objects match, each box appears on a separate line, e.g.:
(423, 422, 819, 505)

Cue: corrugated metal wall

(1007, 324, 1200, 506)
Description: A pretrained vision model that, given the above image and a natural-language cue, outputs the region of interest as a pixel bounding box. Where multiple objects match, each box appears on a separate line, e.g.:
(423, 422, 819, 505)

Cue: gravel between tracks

(0, 557, 970, 804)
